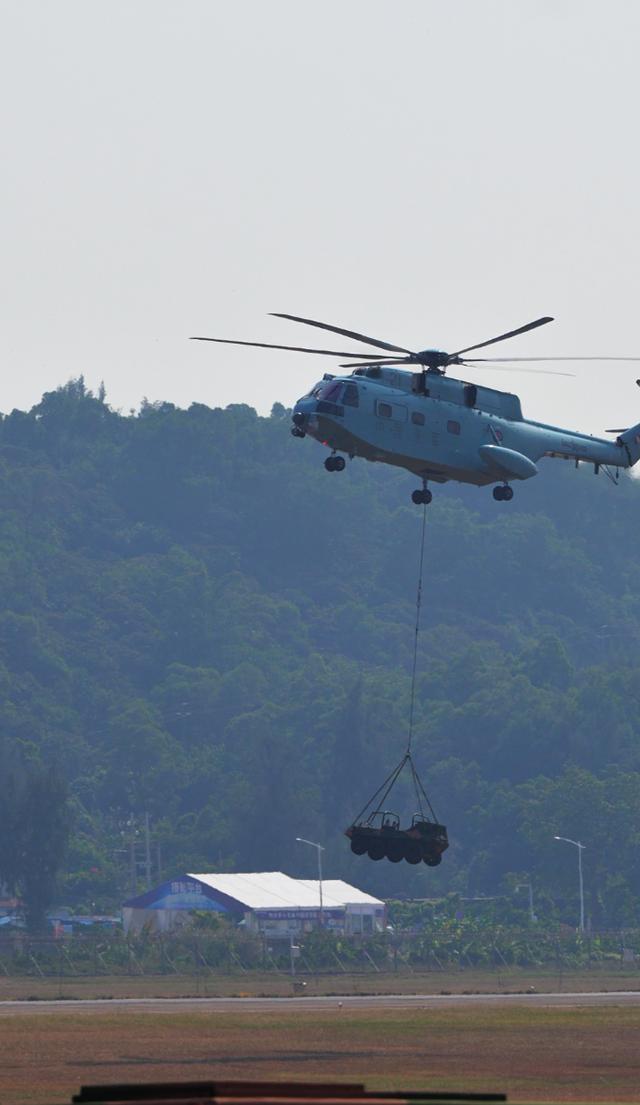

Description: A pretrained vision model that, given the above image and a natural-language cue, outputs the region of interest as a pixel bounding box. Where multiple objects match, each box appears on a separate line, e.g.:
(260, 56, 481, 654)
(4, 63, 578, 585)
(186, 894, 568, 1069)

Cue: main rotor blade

(339, 359, 411, 369)
(452, 316, 554, 358)
(190, 337, 390, 358)
(464, 355, 640, 362)
(460, 362, 574, 377)
(270, 313, 413, 355)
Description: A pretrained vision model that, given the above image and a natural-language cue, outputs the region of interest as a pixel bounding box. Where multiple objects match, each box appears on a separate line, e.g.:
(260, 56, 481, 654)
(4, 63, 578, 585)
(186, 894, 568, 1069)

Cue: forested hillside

(1, 380, 639, 926)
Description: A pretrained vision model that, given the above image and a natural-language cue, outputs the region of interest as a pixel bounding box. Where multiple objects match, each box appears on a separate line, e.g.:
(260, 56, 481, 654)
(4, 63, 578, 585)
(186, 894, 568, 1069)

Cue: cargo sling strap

(350, 503, 439, 828)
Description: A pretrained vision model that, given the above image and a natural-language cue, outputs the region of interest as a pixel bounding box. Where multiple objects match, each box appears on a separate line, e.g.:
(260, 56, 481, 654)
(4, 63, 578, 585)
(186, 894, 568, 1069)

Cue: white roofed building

(122, 871, 385, 936)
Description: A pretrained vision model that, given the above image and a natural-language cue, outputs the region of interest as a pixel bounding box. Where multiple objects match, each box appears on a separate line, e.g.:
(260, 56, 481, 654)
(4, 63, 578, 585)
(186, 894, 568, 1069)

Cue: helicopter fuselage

(292, 366, 640, 494)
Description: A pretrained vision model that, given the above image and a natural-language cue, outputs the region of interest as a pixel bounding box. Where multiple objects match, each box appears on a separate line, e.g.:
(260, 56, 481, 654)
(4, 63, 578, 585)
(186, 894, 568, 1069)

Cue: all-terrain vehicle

(346, 809, 448, 866)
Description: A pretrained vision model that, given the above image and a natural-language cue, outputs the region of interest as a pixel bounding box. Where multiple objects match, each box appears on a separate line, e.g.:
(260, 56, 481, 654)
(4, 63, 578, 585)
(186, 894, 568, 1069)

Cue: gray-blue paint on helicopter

(292, 367, 640, 493)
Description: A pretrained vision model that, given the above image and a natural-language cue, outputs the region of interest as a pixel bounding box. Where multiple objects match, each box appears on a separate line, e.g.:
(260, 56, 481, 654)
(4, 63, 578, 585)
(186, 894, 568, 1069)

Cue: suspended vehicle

(346, 811, 448, 866)
(192, 313, 640, 504)
(345, 753, 448, 867)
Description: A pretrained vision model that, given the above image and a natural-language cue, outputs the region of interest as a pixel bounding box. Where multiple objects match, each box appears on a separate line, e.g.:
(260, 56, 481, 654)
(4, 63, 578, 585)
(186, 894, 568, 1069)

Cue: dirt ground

(1, 1004, 639, 1105)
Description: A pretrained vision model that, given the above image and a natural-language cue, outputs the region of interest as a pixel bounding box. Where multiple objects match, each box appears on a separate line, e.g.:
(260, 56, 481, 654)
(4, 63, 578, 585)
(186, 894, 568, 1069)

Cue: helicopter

(192, 313, 640, 504)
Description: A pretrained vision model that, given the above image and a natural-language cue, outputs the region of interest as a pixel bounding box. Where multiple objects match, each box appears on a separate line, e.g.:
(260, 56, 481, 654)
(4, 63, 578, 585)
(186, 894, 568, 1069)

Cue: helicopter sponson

(192, 313, 640, 504)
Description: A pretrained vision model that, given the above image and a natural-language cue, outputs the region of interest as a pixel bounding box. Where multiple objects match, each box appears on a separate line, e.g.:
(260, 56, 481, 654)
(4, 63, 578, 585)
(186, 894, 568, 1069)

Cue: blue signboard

(126, 879, 230, 913)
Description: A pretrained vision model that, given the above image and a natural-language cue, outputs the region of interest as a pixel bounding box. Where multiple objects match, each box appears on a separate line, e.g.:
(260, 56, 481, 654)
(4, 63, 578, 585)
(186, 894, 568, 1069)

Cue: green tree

(0, 747, 71, 932)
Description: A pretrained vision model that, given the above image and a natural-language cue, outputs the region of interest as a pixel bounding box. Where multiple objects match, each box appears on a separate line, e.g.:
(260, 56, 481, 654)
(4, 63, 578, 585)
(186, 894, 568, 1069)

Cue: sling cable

(345, 504, 449, 866)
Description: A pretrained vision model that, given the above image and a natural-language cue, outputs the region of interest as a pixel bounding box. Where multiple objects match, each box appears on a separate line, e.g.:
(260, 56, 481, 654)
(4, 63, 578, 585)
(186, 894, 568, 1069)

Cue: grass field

(1, 1003, 640, 1105)
(2, 969, 639, 1105)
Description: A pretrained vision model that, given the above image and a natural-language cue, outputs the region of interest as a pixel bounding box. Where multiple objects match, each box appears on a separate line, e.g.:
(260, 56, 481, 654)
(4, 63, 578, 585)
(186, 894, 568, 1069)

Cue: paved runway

(1, 990, 639, 1014)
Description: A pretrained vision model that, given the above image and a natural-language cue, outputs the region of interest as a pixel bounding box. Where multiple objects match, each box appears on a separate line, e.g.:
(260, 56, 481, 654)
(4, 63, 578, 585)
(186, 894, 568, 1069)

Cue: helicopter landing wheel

(324, 454, 345, 473)
(411, 488, 432, 505)
(493, 484, 513, 502)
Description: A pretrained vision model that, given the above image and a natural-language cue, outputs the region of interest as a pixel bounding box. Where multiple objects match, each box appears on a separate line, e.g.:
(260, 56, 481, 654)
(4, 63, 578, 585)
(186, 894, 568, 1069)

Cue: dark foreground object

(72, 1078, 505, 1104)
(346, 811, 449, 866)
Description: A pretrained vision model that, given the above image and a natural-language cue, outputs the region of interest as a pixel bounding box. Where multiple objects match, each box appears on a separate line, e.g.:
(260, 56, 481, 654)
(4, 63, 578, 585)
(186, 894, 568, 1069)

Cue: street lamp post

(295, 837, 325, 929)
(515, 879, 536, 923)
(554, 835, 586, 933)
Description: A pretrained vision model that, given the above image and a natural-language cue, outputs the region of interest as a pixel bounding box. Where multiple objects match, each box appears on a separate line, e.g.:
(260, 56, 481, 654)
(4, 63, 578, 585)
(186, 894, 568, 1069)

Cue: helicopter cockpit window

(447, 419, 461, 435)
(342, 383, 359, 407)
(315, 381, 342, 402)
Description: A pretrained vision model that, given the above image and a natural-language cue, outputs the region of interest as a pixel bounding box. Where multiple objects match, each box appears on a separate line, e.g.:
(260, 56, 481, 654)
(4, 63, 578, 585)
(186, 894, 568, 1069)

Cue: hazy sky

(1, 0, 640, 434)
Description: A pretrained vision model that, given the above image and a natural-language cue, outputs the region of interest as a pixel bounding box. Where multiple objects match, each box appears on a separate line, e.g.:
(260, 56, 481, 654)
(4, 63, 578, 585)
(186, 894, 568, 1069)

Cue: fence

(0, 926, 638, 979)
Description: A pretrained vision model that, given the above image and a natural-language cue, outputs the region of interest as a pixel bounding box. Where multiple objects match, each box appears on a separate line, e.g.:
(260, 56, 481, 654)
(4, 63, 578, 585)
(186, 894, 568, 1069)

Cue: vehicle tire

(350, 838, 368, 856)
(405, 843, 422, 864)
(333, 455, 346, 471)
(367, 842, 385, 861)
(424, 854, 442, 866)
(387, 842, 404, 863)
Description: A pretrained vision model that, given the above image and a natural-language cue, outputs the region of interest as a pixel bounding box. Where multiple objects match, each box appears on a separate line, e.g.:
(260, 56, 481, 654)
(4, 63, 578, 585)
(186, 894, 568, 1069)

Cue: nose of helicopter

(294, 394, 319, 419)
(291, 396, 316, 437)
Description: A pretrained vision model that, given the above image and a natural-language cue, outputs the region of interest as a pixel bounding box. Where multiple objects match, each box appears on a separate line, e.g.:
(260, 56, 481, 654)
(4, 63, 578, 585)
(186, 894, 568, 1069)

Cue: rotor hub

(412, 350, 458, 372)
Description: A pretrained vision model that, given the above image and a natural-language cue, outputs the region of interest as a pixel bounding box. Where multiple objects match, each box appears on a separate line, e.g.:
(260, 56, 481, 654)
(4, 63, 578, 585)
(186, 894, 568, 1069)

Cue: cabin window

(342, 383, 359, 407)
(447, 419, 461, 435)
(377, 401, 407, 422)
(411, 411, 425, 426)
